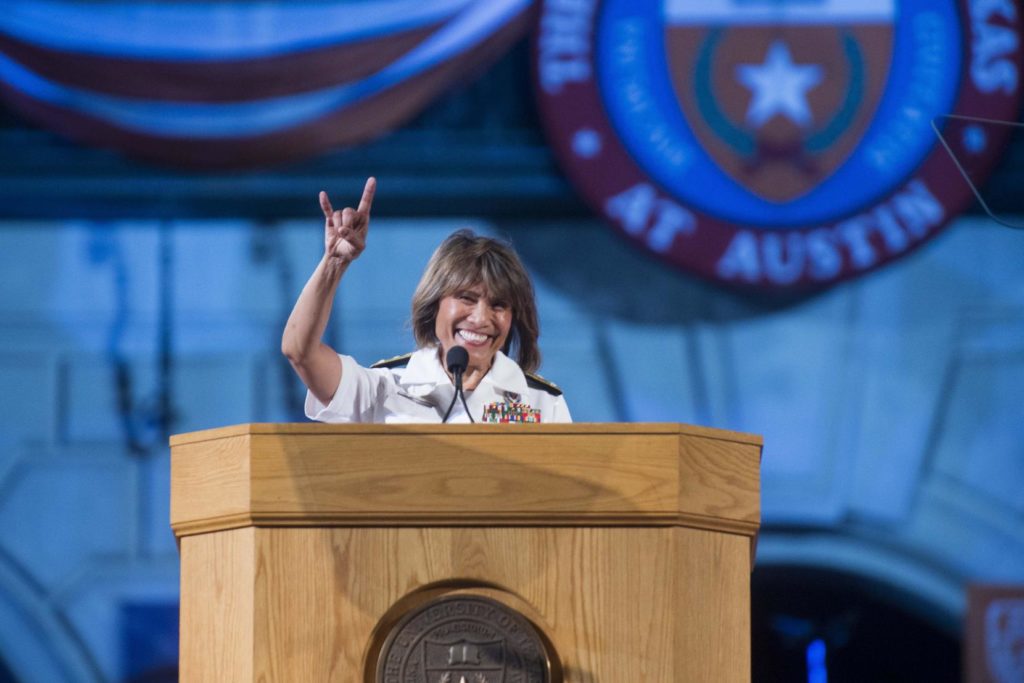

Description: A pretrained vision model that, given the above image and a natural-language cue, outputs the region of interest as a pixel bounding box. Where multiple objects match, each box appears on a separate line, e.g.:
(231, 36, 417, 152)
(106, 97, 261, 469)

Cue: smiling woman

(281, 178, 571, 424)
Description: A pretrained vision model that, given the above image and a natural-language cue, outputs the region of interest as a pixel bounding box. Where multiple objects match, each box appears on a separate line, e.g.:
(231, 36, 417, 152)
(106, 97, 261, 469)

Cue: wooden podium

(170, 423, 761, 682)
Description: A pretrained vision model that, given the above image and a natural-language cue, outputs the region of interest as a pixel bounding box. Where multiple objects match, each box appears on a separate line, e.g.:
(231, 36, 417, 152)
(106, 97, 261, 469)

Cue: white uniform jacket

(305, 347, 572, 424)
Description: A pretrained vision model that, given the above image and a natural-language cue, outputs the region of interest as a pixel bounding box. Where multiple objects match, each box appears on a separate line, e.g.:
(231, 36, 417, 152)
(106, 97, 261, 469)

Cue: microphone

(442, 346, 474, 423)
(446, 345, 468, 391)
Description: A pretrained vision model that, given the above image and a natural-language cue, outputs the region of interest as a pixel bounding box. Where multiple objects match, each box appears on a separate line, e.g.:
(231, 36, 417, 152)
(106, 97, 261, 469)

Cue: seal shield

(424, 639, 506, 683)
(667, 2, 894, 202)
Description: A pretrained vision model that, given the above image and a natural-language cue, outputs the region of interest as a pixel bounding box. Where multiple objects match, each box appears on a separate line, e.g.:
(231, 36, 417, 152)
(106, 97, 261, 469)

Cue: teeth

(458, 330, 488, 343)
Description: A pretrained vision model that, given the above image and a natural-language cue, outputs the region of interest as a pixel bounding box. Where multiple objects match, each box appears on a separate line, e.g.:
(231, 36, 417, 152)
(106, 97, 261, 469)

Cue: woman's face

(435, 284, 513, 374)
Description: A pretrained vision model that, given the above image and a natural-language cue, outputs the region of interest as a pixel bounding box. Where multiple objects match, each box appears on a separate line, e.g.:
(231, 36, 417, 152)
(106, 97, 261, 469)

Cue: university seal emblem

(534, 0, 1023, 289)
(375, 595, 553, 683)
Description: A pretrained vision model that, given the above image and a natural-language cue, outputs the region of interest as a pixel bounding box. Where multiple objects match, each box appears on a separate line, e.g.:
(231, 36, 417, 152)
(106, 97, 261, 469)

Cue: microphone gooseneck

(442, 346, 474, 423)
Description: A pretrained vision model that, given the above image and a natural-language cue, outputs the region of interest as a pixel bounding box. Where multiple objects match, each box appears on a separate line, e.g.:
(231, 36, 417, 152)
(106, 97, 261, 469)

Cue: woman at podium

(281, 177, 571, 424)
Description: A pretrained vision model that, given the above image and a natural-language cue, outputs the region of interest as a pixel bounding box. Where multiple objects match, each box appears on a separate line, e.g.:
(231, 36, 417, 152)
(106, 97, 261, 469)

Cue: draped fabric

(0, 0, 533, 168)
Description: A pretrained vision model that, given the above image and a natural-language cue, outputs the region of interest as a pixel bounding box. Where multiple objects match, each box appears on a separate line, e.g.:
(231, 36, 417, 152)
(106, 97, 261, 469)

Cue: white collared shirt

(305, 347, 572, 424)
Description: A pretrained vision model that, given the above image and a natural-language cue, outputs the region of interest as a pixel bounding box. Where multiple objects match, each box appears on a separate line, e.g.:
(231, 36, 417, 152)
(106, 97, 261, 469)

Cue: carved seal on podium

(375, 595, 553, 683)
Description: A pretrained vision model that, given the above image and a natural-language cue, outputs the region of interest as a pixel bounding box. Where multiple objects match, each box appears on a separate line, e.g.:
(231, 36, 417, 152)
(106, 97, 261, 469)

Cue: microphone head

(445, 345, 469, 375)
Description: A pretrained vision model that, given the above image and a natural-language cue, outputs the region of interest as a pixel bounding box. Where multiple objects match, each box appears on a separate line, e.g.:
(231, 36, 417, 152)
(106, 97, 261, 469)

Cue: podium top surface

(170, 422, 762, 546)
(170, 421, 763, 447)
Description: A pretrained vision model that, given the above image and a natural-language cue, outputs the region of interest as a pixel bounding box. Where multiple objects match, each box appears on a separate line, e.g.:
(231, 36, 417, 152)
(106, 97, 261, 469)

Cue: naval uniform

(305, 347, 571, 424)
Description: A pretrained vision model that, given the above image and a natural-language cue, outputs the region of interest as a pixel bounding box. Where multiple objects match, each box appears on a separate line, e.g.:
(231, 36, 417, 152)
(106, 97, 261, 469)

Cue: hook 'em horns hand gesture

(320, 177, 376, 267)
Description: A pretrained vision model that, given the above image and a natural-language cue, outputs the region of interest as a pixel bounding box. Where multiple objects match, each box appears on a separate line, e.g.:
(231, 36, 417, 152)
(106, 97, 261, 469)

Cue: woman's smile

(456, 328, 491, 345)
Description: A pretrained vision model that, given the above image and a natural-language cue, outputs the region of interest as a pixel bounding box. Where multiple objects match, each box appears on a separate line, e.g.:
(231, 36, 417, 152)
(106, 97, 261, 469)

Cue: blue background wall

(1, 210, 1022, 680)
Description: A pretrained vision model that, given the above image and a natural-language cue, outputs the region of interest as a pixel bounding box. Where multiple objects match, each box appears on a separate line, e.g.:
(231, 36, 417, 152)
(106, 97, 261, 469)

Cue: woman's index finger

(358, 177, 377, 214)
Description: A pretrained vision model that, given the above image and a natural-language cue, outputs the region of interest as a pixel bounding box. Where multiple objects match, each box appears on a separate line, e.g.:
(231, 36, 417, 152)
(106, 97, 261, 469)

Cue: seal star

(736, 40, 823, 128)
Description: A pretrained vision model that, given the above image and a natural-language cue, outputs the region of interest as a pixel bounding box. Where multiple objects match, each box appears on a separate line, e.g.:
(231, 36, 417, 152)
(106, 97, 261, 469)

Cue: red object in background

(965, 584, 1024, 683)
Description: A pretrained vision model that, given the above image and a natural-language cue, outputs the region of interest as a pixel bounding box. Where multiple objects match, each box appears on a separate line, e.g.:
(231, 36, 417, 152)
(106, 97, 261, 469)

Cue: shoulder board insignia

(525, 372, 562, 396)
(370, 352, 413, 369)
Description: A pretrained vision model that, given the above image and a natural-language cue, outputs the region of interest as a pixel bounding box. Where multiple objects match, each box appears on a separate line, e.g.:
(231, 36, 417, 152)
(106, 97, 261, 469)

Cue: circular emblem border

(374, 593, 554, 683)
(532, 0, 1024, 290)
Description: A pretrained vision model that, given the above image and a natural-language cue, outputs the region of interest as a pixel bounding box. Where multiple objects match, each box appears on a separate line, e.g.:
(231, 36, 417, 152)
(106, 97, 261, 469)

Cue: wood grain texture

(179, 527, 255, 682)
(170, 424, 762, 540)
(676, 529, 752, 682)
(239, 526, 750, 682)
(677, 434, 761, 526)
(170, 434, 252, 529)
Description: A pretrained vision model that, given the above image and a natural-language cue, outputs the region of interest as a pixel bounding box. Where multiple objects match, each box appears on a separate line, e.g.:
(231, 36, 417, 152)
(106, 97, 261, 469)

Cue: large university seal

(534, 0, 1023, 289)
(375, 595, 553, 683)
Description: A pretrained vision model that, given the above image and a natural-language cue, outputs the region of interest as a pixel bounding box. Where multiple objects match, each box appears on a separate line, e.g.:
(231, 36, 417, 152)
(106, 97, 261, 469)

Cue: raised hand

(320, 177, 376, 266)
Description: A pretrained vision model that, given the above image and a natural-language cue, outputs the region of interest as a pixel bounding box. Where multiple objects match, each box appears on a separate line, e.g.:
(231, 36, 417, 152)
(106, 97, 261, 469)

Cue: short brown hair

(411, 229, 541, 373)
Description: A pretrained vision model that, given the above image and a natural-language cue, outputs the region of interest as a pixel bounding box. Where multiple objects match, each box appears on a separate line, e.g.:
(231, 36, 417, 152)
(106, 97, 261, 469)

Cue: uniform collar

(481, 349, 530, 398)
(399, 346, 529, 397)
(399, 347, 451, 390)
